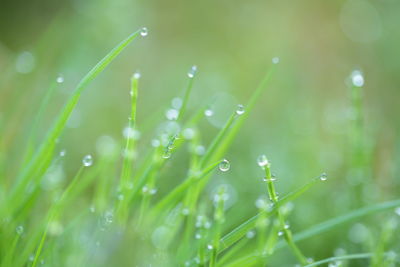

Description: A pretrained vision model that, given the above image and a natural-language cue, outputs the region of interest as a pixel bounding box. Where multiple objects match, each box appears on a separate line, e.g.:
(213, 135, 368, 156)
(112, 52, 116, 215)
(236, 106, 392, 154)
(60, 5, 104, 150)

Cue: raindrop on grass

(162, 151, 171, 159)
(165, 109, 179, 120)
(257, 155, 269, 167)
(272, 57, 280, 64)
(16, 225, 24, 235)
(187, 65, 197, 78)
(219, 159, 230, 172)
(56, 75, 64, 84)
(278, 231, 284, 236)
(395, 207, 400, 216)
(59, 149, 66, 157)
(204, 109, 214, 117)
(195, 233, 202, 239)
(236, 104, 245, 115)
(195, 145, 205, 156)
(133, 72, 141, 80)
(183, 128, 195, 140)
(171, 97, 183, 109)
(246, 230, 256, 239)
(151, 139, 161, 147)
(140, 27, 148, 37)
(351, 70, 364, 87)
(207, 244, 213, 250)
(82, 155, 93, 167)
(320, 172, 328, 181)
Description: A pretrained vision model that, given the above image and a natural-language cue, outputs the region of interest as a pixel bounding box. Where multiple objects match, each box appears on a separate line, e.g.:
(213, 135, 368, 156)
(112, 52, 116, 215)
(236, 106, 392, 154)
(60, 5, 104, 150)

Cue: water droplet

(104, 211, 114, 224)
(255, 197, 269, 209)
(140, 27, 148, 37)
(150, 188, 158, 195)
(123, 126, 141, 140)
(187, 65, 197, 78)
(162, 150, 171, 159)
(117, 194, 124, 200)
(219, 159, 230, 172)
(195, 145, 206, 156)
(59, 149, 66, 157)
(236, 104, 245, 115)
(307, 258, 314, 264)
(246, 230, 256, 239)
(89, 206, 95, 213)
(16, 225, 24, 235)
(204, 221, 211, 229)
(351, 70, 364, 87)
(183, 128, 195, 139)
(82, 155, 93, 167)
(278, 231, 284, 236)
(319, 172, 328, 181)
(133, 72, 141, 80)
(272, 57, 280, 64)
(257, 155, 269, 167)
(171, 97, 183, 109)
(29, 255, 35, 261)
(56, 74, 64, 84)
(165, 108, 179, 120)
(16, 51, 35, 74)
(395, 207, 400, 216)
(204, 109, 213, 117)
(284, 224, 290, 229)
(195, 233, 202, 239)
(207, 244, 213, 250)
(181, 208, 190, 215)
(151, 139, 161, 147)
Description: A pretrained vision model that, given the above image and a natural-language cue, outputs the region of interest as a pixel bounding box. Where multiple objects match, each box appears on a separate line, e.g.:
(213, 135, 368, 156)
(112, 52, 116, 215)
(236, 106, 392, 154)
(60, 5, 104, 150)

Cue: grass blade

(9, 29, 144, 213)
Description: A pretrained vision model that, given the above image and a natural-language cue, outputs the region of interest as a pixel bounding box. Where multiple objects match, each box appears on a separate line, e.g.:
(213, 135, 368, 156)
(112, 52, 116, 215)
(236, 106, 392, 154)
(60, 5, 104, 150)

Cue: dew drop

(195, 145, 206, 156)
(207, 244, 213, 250)
(165, 108, 179, 121)
(133, 72, 141, 80)
(395, 207, 400, 216)
(272, 57, 280, 64)
(351, 70, 364, 87)
(16, 225, 24, 235)
(56, 74, 64, 84)
(89, 206, 95, 213)
(204, 109, 214, 117)
(151, 139, 161, 147)
(162, 150, 171, 159)
(82, 154, 93, 167)
(182, 208, 190, 215)
(171, 97, 183, 109)
(319, 172, 328, 181)
(117, 194, 124, 200)
(140, 27, 148, 37)
(59, 149, 66, 157)
(195, 233, 202, 239)
(257, 155, 269, 167)
(236, 104, 245, 115)
(187, 65, 197, 78)
(246, 230, 256, 239)
(183, 128, 195, 140)
(29, 255, 34, 262)
(278, 231, 284, 236)
(219, 159, 230, 172)
(150, 188, 158, 195)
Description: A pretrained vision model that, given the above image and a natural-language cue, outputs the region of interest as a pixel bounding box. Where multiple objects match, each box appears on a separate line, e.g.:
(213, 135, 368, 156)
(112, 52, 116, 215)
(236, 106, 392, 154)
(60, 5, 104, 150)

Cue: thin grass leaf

(9, 29, 144, 213)
(219, 177, 320, 253)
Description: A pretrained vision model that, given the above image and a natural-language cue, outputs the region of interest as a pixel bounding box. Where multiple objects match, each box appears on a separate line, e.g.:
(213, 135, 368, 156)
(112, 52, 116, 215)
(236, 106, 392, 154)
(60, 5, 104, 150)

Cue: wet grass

(0, 29, 399, 267)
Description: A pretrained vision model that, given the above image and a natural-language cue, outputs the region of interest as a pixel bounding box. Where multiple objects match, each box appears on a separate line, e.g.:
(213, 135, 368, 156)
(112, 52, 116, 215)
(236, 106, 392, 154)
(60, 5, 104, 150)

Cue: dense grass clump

(0, 29, 399, 267)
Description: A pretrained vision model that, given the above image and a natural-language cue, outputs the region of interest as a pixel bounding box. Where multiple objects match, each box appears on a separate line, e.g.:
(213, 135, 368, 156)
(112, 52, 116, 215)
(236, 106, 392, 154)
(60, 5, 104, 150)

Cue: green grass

(0, 29, 399, 267)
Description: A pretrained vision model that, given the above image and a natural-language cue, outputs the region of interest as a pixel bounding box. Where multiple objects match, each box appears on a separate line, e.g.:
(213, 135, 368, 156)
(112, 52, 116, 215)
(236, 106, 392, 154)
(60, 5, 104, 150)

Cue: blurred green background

(1, 0, 400, 265)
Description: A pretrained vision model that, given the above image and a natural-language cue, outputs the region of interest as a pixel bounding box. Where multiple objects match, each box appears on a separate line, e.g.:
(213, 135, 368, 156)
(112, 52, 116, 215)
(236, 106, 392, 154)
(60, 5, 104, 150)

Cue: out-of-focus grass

(1, 1, 400, 266)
